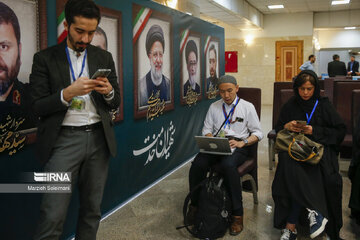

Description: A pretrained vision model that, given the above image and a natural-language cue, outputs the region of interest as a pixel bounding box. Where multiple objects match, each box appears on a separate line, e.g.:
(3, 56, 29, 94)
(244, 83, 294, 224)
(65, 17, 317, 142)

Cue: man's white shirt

(202, 96, 263, 141)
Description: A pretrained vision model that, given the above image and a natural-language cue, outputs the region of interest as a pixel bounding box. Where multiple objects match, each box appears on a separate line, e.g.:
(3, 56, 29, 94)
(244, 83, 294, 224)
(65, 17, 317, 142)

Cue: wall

(314, 9, 360, 28)
(316, 29, 360, 49)
(226, 36, 313, 105)
(221, 12, 313, 105)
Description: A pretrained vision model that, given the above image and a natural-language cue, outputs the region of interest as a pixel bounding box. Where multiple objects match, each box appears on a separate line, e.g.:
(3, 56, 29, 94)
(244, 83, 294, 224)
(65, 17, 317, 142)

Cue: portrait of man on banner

(0, 1, 38, 132)
(90, 11, 123, 122)
(182, 37, 201, 98)
(205, 41, 219, 94)
(137, 21, 171, 110)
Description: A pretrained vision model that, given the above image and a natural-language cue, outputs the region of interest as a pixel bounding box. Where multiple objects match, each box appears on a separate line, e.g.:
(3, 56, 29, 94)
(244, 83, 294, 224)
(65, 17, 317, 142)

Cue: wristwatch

(243, 138, 248, 146)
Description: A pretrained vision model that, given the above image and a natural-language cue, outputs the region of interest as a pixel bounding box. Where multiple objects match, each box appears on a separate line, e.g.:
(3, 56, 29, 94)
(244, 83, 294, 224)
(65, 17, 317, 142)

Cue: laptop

(194, 136, 233, 155)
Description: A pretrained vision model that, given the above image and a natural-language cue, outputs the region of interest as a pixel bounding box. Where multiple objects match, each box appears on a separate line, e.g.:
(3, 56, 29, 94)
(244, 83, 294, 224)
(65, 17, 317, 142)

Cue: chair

(236, 87, 261, 204)
(268, 82, 293, 169)
(333, 81, 360, 158)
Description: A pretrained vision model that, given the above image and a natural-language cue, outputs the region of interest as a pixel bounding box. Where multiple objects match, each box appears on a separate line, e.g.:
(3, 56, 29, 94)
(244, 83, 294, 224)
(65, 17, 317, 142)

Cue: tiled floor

(97, 105, 360, 240)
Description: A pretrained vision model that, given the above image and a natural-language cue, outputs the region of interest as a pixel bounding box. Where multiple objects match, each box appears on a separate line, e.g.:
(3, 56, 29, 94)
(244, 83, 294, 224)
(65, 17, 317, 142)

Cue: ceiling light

(268, 5, 284, 9)
(344, 27, 356, 30)
(331, 0, 350, 5)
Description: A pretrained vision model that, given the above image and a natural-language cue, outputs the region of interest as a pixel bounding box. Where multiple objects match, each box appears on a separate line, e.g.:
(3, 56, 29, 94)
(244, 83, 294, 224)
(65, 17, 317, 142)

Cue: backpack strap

(177, 176, 223, 235)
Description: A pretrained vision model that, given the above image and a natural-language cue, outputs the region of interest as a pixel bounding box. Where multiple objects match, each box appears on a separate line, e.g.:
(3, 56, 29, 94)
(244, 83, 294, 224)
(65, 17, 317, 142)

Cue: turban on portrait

(185, 40, 198, 64)
(146, 24, 165, 55)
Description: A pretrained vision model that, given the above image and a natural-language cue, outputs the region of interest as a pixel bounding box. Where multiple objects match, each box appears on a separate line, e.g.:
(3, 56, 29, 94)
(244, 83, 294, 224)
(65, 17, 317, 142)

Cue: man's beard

(189, 74, 196, 87)
(150, 61, 163, 86)
(0, 56, 20, 95)
(68, 31, 89, 53)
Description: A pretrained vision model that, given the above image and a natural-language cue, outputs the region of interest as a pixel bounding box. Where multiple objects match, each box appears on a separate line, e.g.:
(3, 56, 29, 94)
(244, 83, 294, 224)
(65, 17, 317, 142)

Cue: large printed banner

(0, 0, 46, 155)
(0, 1, 224, 239)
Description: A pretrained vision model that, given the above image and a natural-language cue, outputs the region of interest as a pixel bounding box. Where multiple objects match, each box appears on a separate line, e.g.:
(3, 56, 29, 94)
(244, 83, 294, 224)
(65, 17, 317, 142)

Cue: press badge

(70, 96, 85, 111)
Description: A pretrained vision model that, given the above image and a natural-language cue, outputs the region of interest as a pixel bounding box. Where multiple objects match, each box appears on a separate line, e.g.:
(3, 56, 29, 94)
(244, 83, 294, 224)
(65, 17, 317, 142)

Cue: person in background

(299, 54, 316, 71)
(327, 54, 347, 77)
(349, 110, 360, 226)
(347, 55, 359, 76)
(272, 70, 346, 240)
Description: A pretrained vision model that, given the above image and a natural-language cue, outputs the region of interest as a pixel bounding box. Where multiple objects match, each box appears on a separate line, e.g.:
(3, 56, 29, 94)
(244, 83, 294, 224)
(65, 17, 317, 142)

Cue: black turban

(146, 24, 164, 55)
(185, 40, 197, 64)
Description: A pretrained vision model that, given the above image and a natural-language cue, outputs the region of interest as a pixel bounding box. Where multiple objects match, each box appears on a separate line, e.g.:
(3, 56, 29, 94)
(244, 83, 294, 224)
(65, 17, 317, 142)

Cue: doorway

(276, 40, 303, 82)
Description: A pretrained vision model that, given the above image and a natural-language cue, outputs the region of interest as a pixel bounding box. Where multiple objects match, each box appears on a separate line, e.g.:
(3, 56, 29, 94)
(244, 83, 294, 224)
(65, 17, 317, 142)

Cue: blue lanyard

(65, 46, 87, 82)
(222, 97, 240, 129)
(306, 100, 318, 124)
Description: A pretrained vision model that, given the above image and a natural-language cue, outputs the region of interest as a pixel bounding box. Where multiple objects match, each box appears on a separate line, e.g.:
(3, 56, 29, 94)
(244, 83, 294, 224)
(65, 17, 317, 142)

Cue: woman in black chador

(349, 110, 360, 225)
(272, 70, 346, 240)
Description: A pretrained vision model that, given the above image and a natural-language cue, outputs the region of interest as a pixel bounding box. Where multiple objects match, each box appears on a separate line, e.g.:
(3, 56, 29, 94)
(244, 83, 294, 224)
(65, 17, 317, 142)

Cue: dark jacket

(29, 41, 120, 164)
(183, 79, 200, 96)
(347, 60, 359, 76)
(328, 60, 347, 77)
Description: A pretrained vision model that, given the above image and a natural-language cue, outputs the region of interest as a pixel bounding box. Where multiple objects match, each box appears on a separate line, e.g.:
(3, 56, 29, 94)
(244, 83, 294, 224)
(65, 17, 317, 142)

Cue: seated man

(188, 75, 263, 235)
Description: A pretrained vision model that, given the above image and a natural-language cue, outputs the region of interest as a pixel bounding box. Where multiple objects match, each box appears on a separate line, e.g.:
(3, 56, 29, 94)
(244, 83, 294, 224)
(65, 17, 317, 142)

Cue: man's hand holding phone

(63, 76, 99, 102)
(91, 69, 113, 95)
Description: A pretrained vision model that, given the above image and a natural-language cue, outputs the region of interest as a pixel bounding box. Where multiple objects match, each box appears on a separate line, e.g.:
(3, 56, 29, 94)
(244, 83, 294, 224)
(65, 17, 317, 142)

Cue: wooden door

(276, 41, 303, 82)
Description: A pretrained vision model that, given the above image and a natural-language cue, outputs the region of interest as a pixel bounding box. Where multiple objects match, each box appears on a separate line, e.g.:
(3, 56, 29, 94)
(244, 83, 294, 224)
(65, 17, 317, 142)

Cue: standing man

(299, 54, 316, 71)
(328, 54, 347, 77)
(206, 44, 218, 92)
(138, 24, 170, 108)
(183, 40, 200, 96)
(347, 55, 359, 76)
(30, 0, 120, 239)
(0, 2, 36, 130)
(188, 75, 263, 236)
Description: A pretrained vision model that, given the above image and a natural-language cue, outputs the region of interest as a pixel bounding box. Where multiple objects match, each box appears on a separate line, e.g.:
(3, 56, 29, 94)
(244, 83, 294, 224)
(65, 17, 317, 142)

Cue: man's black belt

(61, 122, 102, 131)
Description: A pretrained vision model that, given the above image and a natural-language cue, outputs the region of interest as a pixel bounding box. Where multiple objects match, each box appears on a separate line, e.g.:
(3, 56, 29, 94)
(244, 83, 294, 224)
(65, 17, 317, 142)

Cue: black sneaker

(307, 208, 328, 239)
(280, 228, 297, 240)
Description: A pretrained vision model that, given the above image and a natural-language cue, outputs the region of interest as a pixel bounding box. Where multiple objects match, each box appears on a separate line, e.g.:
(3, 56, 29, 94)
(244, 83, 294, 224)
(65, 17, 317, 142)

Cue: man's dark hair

(308, 54, 314, 60)
(185, 40, 197, 64)
(0, 2, 21, 45)
(333, 54, 340, 61)
(95, 26, 107, 49)
(209, 44, 217, 58)
(65, 0, 100, 26)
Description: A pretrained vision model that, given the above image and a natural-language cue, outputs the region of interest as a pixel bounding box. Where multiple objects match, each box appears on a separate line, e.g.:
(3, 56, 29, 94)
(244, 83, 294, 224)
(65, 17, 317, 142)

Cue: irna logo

(34, 172, 71, 182)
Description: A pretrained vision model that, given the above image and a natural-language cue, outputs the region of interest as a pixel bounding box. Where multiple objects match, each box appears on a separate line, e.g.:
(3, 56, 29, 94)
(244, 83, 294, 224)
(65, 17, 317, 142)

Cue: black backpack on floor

(180, 175, 232, 239)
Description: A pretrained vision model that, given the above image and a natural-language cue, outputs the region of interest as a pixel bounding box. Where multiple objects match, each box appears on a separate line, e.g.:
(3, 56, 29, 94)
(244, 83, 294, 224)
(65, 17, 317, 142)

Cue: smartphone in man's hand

(91, 69, 111, 79)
